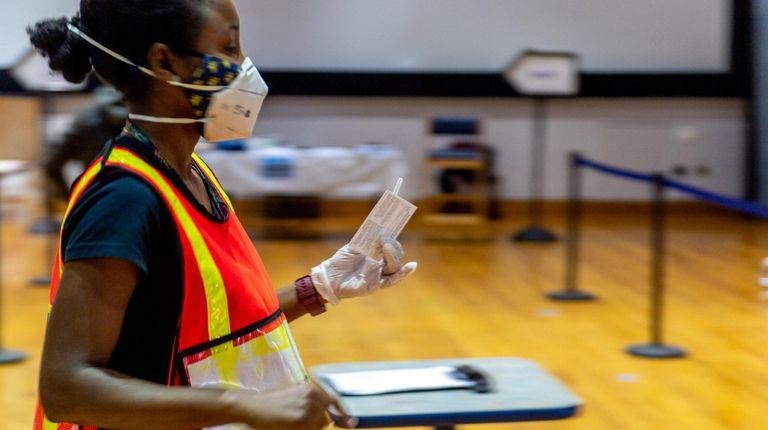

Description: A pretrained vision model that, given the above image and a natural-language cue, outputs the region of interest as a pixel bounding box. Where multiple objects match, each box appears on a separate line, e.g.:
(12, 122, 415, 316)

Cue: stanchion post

(30, 239, 54, 286)
(527, 99, 547, 227)
(0, 172, 27, 364)
(548, 152, 596, 301)
(626, 173, 686, 358)
(512, 98, 558, 242)
(27, 184, 61, 235)
(650, 172, 665, 345)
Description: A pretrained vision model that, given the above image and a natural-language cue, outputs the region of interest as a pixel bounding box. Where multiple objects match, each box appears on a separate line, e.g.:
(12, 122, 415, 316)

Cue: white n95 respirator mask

(67, 24, 268, 143)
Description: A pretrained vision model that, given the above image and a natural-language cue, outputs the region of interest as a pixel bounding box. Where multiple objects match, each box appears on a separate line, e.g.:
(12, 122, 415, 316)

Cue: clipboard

(321, 365, 491, 396)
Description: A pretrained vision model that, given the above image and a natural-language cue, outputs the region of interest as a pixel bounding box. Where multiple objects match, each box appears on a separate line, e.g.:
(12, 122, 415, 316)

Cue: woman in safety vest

(27, 1, 417, 429)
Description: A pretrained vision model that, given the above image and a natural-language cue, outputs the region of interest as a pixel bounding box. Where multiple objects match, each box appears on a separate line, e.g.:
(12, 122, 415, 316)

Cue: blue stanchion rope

(662, 178, 768, 219)
(576, 157, 655, 182)
(575, 155, 768, 219)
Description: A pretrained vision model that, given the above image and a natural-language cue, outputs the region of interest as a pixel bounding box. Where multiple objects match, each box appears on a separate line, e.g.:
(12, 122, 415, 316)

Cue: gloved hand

(310, 237, 417, 305)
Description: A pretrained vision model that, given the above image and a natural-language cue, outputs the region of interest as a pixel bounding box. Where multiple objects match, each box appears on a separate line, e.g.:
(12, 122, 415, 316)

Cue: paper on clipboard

(322, 366, 474, 396)
(348, 189, 417, 259)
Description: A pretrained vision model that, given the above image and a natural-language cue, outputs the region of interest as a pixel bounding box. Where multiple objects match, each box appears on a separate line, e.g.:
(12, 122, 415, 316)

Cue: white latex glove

(311, 237, 417, 305)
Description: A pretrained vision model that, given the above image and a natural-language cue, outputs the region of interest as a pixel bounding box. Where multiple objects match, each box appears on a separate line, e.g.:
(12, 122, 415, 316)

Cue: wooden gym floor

(0, 201, 767, 430)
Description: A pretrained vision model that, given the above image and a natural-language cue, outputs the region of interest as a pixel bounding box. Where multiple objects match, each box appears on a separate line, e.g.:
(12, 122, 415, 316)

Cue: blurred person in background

(43, 86, 127, 200)
(27, 0, 417, 429)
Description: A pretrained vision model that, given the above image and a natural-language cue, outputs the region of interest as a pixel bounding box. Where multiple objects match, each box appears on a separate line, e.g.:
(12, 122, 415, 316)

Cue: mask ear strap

(67, 23, 228, 92)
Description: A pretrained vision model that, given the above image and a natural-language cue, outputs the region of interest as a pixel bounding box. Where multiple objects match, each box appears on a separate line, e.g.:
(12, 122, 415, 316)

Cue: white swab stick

(393, 177, 403, 196)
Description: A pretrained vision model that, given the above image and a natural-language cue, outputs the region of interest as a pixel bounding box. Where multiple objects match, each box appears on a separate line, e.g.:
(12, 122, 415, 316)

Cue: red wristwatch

(295, 275, 326, 316)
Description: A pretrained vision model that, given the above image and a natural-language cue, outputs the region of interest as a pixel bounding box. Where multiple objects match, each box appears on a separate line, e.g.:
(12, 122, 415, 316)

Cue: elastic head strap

(67, 23, 154, 76)
(66, 23, 227, 92)
(128, 114, 205, 124)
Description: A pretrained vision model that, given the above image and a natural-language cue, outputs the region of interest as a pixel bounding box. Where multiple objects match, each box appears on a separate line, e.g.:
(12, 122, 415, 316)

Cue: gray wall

(46, 95, 746, 202)
(252, 97, 745, 201)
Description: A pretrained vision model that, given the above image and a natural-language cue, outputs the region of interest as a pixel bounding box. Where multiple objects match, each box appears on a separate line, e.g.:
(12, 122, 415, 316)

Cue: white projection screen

(235, 0, 732, 73)
(2, 0, 731, 73)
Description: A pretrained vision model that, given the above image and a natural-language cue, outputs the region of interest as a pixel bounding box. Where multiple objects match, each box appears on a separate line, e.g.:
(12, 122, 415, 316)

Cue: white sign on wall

(504, 51, 580, 96)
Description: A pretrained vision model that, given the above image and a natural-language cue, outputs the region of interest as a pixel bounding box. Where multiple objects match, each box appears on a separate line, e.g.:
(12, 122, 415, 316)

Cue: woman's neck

(126, 101, 201, 181)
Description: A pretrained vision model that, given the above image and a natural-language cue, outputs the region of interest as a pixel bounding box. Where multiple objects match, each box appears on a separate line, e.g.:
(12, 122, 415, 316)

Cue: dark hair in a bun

(27, 0, 208, 100)
(27, 15, 92, 84)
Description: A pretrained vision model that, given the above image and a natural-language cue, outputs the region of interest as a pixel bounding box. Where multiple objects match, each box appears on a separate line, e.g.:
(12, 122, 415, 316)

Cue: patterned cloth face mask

(67, 24, 269, 143)
(182, 54, 241, 119)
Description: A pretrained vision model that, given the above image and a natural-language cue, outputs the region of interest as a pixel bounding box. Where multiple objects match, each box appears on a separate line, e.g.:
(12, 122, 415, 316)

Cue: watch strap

(295, 275, 326, 316)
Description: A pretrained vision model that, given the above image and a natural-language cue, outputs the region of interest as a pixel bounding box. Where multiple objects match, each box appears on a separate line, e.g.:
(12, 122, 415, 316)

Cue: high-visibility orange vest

(35, 140, 307, 430)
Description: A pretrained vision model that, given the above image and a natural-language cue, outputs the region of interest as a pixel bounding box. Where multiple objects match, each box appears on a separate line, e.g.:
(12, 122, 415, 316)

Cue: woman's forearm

(278, 283, 310, 322)
(41, 259, 245, 429)
(41, 366, 243, 430)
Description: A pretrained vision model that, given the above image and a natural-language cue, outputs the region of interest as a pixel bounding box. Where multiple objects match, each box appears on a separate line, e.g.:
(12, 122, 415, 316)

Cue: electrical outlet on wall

(694, 164, 712, 177)
(671, 164, 688, 177)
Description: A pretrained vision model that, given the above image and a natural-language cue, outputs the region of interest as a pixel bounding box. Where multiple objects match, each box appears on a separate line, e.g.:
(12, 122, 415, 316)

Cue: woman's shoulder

(62, 168, 177, 272)
(64, 167, 174, 242)
(78, 168, 164, 213)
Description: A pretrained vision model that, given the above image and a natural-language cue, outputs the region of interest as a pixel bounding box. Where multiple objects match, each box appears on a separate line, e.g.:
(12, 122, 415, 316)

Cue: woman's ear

(146, 42, 182, 81)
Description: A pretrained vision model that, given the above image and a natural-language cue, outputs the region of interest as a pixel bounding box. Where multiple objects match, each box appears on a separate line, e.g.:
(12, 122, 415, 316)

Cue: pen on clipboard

(393, 177, 403, 196)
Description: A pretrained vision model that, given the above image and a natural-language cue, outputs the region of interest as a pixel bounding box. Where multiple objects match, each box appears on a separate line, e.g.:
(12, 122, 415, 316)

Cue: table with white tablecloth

(195, 144, 407, 200)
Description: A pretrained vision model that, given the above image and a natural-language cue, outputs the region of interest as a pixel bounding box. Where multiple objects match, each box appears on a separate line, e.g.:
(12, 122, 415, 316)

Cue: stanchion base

(27, 218, 60, 235)
(0, 349, 26, 364)
(30, 276, 51, 287)
(512, 225, 558, 242)
(547, 290, 597, 301)
(626, 343, 686, 358)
